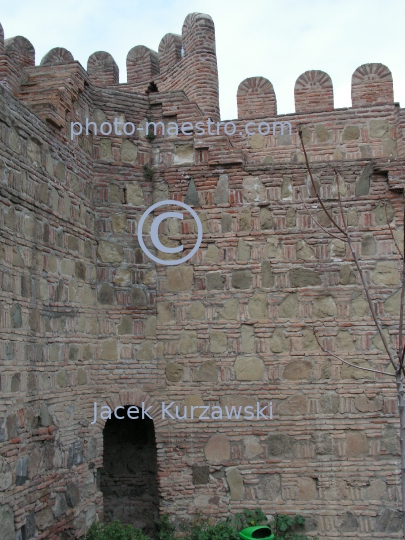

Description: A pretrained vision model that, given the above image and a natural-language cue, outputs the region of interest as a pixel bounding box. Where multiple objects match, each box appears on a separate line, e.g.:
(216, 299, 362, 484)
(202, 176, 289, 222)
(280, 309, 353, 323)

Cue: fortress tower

(0, 12, 404, 540)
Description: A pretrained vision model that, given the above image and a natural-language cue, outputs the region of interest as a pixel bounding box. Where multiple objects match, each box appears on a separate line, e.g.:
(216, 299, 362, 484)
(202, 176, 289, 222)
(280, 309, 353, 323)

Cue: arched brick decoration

(294, 70, 334, 113)
(90, 389, 168, 440)
(40, 47, 74, 66)
(87, 51, 119, 86)
(351, 63, 393, 107)
(0, 23, 4, 54)
(237, 76, 277, 120)
(158, 33, 182, 73)
(126, 45, 159, 84)
(4, 35, 35, 68)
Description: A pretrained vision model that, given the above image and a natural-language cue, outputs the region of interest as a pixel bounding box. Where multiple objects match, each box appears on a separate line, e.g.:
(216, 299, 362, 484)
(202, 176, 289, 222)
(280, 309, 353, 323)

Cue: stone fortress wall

(0, 11, 405, 540)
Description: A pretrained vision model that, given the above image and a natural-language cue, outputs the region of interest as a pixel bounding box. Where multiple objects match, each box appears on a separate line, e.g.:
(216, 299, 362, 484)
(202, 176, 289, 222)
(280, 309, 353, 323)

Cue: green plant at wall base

(84, 520, 150, 540)
(233, 509, 267, 530)
(156, 514, 178, 540)
(143, 164, 154, 181)
(272, 514, 317, 540)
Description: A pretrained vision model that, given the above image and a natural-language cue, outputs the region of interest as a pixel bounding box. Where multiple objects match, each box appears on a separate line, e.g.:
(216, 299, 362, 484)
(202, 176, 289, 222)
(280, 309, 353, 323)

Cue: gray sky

(2, 0, 404, 120)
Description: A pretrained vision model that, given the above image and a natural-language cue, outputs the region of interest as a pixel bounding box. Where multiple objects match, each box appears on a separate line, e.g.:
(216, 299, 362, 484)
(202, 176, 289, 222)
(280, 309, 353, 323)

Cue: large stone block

(192, 464, 209, 485)
(167, 266, 193, 291)
(296, 240, 315, 259)
(384, 290, 400, 316)
(283, 360, 312, 380)
(98, 283, 114, 304)
(226, 468, 244, 500)
(178, 330, 197, 354)
(290, 267, 321, 287)
(238, 239, 250, 261)
(267, 237, 282, 259)
(97, 241, 123, 263)
(112, 213, 127, 233)
(336, 330, 355, 351)
(166, 362, 183, 382)
(341, 360, 373, 379)
(340, 264, 356, 285)
(261, 260, 274, 288)
(157, 301, 174, 324)
(313, 296, 337, 318)
(131, 286, 148, 307)
(352, 294, 369, 317)
(243, 436, 263, 459)
(118, 315, 133, 335)
(210, 331, 227, 353)
(241, 325, 255, 353)
(239, 207, 251, 231)
(260, 207, 273, 229)
(214, 174, 229, 204)
(278, 394, 307, 416)
(372, 261, 400, 286)
(258, 474, 281, 501)
(220, 298, 238, 320)
(248, 293, 267, 319)
(320, 393, 340, 414)
(120, 139, 138, 163)
(297, 477, 317, 501)
(232, 269, 252, 289)
(361, 233, 376, 256)
(345, 430, 368, 457)
(189, 301, 205, 320)
(195, 360, 218, 382)
(204, 434, 230, 463)
(206, 271, 224, 290)
(0, 504, 15, 540)
(354, 395, 382, 413)
(278, 293, 298, 318)
(270, 328, 287, 353)
(126, 184, 143, 205)
(137, 340, 154, 362)
(242, 176, 266, 202)
(101, 339, 118, 361)
(234, 355, 264, 381)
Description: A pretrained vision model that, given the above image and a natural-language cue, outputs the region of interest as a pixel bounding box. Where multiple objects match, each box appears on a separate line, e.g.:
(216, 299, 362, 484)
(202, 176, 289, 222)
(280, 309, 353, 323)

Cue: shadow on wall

(100, 407, 159, 537)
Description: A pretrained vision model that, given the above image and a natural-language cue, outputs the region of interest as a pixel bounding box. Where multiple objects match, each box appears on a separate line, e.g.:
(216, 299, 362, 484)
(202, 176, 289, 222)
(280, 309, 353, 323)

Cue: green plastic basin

(238, 525, 274, 540)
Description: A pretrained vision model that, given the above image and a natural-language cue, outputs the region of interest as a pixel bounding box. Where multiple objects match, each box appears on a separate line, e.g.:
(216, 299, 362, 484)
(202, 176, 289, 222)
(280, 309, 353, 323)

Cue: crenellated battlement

(0, 14, 402, 135)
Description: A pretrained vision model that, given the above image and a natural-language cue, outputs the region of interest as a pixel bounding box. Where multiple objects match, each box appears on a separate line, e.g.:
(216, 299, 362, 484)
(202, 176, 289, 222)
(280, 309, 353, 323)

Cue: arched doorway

(100, 406, 159, 536)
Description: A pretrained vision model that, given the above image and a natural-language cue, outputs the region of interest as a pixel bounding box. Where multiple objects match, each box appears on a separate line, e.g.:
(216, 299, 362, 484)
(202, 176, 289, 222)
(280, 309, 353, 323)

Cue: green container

(238, 526, 274, 540)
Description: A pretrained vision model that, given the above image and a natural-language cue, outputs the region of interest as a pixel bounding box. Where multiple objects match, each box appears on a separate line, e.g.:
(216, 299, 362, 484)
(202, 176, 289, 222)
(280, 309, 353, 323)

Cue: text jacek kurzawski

(90, 401, 273, 423)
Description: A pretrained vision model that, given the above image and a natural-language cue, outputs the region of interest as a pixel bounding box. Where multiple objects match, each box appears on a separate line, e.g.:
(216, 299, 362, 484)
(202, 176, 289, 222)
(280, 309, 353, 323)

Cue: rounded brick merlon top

(294, 69, 334, 113)
(351, 63, 394, 107)
(5, 35, 35, 68)
(87, 51, 119, 86)
(40, 47, 74, 67)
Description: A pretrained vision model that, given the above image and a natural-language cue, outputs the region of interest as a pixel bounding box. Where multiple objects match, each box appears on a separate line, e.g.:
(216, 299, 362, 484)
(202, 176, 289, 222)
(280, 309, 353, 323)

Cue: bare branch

(385, 205, 404, 262)
(312, 328, 396, 377)
(346, 237, 398, 371)
(298, 127, 347, 236)
(297, 190, 348, 242)
(297, 126, 399, 372)
(334, 169, 348, 233)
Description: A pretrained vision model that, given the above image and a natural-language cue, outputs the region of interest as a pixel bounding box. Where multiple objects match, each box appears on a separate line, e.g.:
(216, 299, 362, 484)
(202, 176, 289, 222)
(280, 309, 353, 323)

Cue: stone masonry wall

(1, 11, 405, 540)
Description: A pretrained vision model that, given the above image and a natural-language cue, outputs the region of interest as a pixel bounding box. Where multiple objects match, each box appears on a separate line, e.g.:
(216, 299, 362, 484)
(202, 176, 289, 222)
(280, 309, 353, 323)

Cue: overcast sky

(2, 0, 404, 120)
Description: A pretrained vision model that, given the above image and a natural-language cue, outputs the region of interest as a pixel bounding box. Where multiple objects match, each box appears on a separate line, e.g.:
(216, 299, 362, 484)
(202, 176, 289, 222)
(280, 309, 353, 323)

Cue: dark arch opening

(146, 81, 159, 94)
(100, 406, 159, 536)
